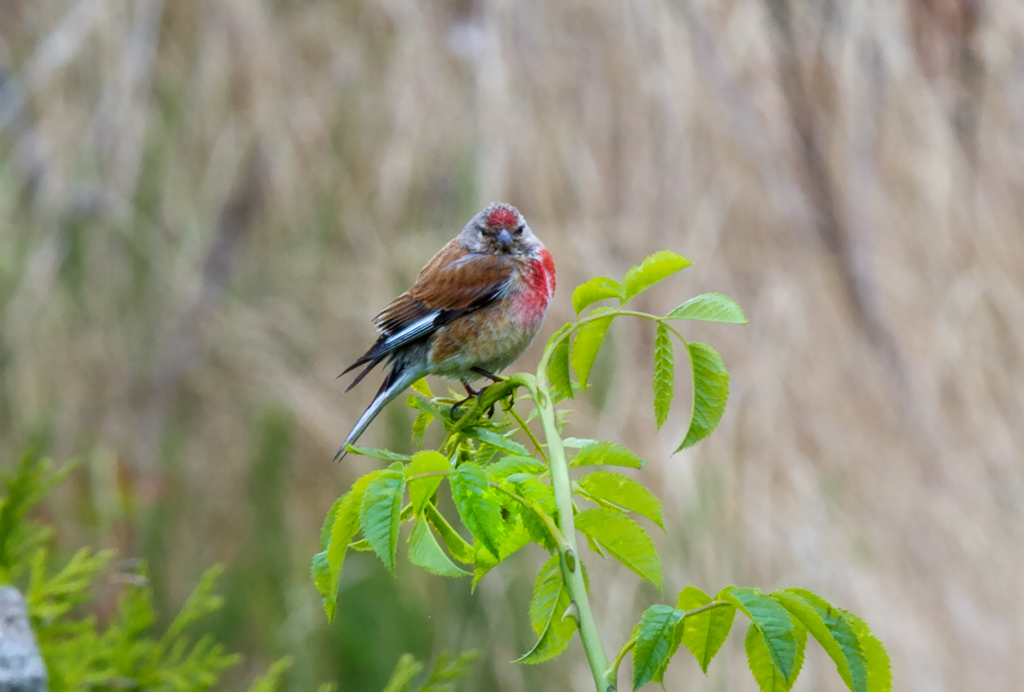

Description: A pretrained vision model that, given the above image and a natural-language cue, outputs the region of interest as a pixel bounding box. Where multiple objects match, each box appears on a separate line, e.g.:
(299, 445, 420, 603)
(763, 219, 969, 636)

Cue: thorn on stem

(562, 601, 580, 624)
(565, 549, 576, 572)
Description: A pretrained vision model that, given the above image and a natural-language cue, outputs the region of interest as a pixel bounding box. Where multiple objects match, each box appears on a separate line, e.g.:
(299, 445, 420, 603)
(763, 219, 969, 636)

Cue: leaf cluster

(315, 251, 890, 692)
(621, 585, 891, 691)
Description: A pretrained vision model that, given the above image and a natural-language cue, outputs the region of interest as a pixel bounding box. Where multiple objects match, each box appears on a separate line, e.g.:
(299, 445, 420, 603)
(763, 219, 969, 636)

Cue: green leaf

(310, 551, 333, 620)
(623, 251, 692, 300)
(667, 293, 747, 324)
(424, 503, 475, 564)
(408, 517, 470, 577)
(487, 455, 547, 480)
(773, 589, 868, 692)
(570, 441, 645, 469)
(321, 471, 383, 620)
(450, 463, 505, 559)
(843, 612, 892, 692)
(360, 468, 406, 575)
(721, 586, 799, 682)
(563, 437, 597, 448)
(676, 586, 736, 674)
(467, 428, 530, 458)
(573, 276, 625, 313)
(576, 471, 663, 528)
(575, 508, 661, 590)
(653, 323, 674, 429)
(571, 309, 615, 389)
(410, 378, 433, 398)
(677, 342, 729, 451)
(516, 555, 577, 663)
(405, 451, 450, 514)
(745, 620, 807, 692)
(632, 604, 683, 689)
(412, 411, 433, 447)
(548, 336, 574, 401)
(345, 445, 411, 462)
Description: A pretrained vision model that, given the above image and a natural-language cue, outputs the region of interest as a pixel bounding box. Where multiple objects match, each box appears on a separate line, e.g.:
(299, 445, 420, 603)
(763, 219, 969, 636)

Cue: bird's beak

(497, 228, 513, 248)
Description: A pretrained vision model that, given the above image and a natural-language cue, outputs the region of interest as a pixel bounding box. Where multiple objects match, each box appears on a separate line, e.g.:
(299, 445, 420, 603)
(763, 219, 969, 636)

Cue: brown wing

(340, 240, 514, 384)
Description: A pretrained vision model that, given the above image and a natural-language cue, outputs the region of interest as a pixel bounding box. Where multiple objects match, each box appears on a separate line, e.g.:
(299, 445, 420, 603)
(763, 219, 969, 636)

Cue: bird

(335, 202, 556, 460)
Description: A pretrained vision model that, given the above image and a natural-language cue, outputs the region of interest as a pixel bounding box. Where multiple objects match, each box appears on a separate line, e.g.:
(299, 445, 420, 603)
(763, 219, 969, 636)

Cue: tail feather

(334, 363, 423, 461)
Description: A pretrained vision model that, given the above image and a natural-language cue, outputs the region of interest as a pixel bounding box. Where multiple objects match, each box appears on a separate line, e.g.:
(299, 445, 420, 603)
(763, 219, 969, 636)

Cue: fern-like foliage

(0, 453, 294, 692)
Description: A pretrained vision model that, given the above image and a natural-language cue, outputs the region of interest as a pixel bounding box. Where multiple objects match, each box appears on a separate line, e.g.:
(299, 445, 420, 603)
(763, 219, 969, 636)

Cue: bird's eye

(514, 225, 524, 235)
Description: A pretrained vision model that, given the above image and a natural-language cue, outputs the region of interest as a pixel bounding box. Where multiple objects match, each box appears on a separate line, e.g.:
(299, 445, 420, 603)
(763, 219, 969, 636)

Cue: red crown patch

(487, 206, 518, 228)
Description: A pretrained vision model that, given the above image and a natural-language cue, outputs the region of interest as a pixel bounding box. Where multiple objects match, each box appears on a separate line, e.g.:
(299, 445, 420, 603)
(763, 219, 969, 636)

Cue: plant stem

(529, 374, 613, 692)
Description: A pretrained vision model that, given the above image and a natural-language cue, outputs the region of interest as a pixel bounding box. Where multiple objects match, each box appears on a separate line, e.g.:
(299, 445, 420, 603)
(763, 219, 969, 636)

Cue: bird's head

(459, 202, 543, 257)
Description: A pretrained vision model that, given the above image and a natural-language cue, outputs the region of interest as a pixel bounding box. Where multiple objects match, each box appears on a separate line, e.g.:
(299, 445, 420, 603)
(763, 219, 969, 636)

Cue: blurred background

(1, 0, 1022, 689)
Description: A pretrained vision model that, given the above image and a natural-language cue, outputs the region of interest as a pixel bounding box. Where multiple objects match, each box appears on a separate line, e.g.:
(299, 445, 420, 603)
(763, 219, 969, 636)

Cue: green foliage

(666, 292, 747, 324)
(0, 453, 295, 692)
(361, 466, 407, 574)
(571, 309, 614, 389)
(313, 252, 889, 692)
(382, 651, 479, 692)
(652, 323, 674, 429)
(678, 342, 729, 451)
(516, 555, 578, 664)
(576, 509, 661, 590)
(576, 470, 664, 529)
(631, 605, 682, 688)
(674, 586, 735, 674)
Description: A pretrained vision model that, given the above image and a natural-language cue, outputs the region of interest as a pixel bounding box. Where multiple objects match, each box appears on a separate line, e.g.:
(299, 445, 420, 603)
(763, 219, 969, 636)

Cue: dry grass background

(1, 0, 1023, 690)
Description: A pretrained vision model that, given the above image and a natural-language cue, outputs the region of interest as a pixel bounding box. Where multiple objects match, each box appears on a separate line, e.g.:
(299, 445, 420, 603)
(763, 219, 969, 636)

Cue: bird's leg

(471, 367, 511, 417)
(450, 381, 481, 417)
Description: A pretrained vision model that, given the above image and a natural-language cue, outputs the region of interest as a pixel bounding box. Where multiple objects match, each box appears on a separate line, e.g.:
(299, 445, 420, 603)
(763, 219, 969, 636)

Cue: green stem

(507, 406, 549, 462)
(528, 373, 613, 692)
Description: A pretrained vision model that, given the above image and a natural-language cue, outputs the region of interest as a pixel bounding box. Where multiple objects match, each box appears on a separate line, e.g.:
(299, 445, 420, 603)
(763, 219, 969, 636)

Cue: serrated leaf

(321, 471, 383, 620)
(653, 323, 674, 429)
(310, 551, 334, 620)
(467, 428, 530, 458)
(408, 517, 470, 577)
(576, 471, 664, 528)
(424, 503, 475, 564)
(320, 498, 343, 550)
(570, 441, 645, 469)
(412, 411, 433, 447)
(721, 586, 799, 682)
(382, 653, 423, 692)
(505, 475, 558, 550)
(745, 620, 807, 692)
(571, 310, 615, 388)
(360, 469, 406, 574)
(667, 292, 747, 324)
(475, 442, 501, 466)
(516, 555, 577, 664)
(451, 463, 505, 559)
(405, 451, 450, 514)
(632, 604, 683, 688)
(677, 342, 729, 451)
(573, 276, 625, 313)
(843, 612, 892, 692)
(548, 337, 574, 401)
(487, 455, 547, 480)
(575, 508, 661, 590)
(410, 378, 434, 398)
(773, 589, 867, 692)
(345, 445, 411, 462)
(676, 586, 736, 674)
(623, 251, 692, 300)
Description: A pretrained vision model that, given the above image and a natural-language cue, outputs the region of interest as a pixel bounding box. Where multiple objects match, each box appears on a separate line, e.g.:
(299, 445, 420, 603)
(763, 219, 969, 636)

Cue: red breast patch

(487, 205, 518, 228)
